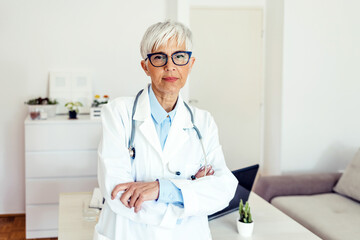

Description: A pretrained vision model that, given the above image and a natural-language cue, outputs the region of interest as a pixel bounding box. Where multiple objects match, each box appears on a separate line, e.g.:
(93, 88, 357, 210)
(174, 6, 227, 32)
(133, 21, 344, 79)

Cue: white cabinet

(25, 115, 101, 239)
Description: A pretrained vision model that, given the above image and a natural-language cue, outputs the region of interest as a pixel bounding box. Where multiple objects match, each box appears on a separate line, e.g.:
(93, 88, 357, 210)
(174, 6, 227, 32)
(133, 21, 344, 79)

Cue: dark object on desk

(208, 164, 259, 221)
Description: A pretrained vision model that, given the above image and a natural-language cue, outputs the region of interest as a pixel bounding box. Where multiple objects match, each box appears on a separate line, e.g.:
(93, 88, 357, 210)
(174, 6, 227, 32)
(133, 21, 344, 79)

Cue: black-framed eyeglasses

(146, 51, 192, 67)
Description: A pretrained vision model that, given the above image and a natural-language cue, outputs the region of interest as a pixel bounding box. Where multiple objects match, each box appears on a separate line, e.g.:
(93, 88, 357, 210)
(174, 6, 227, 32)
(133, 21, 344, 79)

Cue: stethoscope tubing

(128, 89, 208, 178)
(128, 89, 144, 159)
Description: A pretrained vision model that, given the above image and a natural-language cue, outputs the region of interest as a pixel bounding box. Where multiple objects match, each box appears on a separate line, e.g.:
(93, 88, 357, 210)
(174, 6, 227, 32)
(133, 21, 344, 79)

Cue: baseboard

(0, 213, 25, 217)
(26, 229, 58, 239)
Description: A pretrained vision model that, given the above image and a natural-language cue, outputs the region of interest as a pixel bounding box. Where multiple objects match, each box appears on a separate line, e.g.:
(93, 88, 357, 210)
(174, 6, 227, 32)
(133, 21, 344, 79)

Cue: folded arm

(98, 103, 180, 228)
(170, 114, 238, 218)
(99, 104, 236, 227)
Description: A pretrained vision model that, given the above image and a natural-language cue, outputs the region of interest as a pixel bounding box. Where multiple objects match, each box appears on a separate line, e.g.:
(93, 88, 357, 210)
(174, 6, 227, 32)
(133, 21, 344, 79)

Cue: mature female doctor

(94, 21, 238, 240)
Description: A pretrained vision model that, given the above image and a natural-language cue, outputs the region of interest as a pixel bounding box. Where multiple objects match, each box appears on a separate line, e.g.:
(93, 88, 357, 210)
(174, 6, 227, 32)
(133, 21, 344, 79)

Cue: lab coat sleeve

(170, 113, 238, 218)
(157, 179, 184, 207)
(98, 102, 181, 228)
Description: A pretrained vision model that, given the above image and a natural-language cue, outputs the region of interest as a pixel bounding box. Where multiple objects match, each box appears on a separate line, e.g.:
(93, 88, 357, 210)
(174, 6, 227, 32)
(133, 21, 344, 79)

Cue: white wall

(191, 0, 265, 8)
(0, 0, 167, 214)
(3, 0, 360, 214)
(281, 0, 360, 173)
(262, 0, 283, 175)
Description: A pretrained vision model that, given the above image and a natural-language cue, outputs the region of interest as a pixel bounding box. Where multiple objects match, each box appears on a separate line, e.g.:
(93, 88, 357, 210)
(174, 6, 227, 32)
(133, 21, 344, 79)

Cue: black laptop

(208, 164, 259, 221)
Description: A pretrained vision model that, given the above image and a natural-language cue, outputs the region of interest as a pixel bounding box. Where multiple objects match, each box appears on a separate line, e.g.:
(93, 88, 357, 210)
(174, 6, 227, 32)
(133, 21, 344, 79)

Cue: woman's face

(141, 39, 195, 97)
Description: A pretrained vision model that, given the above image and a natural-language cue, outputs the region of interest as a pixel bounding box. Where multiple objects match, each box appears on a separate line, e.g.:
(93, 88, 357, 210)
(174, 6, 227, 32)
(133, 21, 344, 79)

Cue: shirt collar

(148, 84, 178, 124)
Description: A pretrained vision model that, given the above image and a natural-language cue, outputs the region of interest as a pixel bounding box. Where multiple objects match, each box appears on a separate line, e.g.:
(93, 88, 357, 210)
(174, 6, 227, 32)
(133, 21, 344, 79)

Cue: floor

(0, 215, 57, 240)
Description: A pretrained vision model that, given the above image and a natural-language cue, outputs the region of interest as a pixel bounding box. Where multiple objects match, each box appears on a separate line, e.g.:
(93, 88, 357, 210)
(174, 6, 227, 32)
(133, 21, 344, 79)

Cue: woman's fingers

(195, 165, 214, 179)
(112, 181, 160, 212)
(134, 196, 145, 213)
(111, 183, 128, 200)
(120, 186, 133, 208)
(205, 165, 212, 173)
(129, 188, 141, 208)
(206, 168, 215, 176)
(206, 166, 214, 175)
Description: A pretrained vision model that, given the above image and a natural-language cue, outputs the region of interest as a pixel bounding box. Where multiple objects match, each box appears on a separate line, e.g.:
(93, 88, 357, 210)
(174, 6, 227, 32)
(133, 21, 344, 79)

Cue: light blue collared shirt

(148, 85, 184, 208)
(148, 85, 178, 150)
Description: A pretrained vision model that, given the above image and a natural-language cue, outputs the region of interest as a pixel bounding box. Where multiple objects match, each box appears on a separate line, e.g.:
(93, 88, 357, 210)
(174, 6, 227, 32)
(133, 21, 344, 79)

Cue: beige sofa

(254, 148, 360, 240)
(254, 172, 360, 240)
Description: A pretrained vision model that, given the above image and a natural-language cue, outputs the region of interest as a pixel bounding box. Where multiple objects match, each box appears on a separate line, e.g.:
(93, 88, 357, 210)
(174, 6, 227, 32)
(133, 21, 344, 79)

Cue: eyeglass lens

(149, 52, 190, 67)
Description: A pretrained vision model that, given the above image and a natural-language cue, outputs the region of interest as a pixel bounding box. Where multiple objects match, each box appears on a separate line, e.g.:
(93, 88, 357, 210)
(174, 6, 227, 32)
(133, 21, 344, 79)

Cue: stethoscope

(128, 89, 208, 179)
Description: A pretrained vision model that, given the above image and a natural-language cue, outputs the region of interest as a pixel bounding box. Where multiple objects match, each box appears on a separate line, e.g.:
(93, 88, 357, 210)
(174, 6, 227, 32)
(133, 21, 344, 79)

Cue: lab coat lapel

(133, 85, 163, 157)
(163, 95, 193, 160)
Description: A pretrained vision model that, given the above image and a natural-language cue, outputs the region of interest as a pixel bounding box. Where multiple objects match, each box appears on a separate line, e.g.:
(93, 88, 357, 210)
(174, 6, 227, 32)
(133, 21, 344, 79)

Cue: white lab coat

(94, 85, 238, 240)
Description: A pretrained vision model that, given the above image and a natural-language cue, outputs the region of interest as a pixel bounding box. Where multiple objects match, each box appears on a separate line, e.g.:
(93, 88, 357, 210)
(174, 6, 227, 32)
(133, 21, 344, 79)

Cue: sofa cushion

(271, 193, 360, 240)
(333, 148, 360, 202)
(254, 173, 341, 202)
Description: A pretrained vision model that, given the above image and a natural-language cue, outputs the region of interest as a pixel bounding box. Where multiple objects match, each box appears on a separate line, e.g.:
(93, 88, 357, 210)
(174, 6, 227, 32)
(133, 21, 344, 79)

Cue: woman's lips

(163, 77, 178, 82)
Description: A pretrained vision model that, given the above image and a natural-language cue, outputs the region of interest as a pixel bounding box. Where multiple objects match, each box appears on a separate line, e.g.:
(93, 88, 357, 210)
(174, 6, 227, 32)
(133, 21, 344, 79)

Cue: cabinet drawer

(25, 123, 101, 151)
(26, 151, 97, 178)
(26, 204, 58, 231)
(26, 178, 98, 204)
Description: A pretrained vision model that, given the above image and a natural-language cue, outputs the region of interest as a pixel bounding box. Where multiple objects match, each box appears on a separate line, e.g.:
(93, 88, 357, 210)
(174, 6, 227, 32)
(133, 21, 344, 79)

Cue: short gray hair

(140, 20, 193, 59)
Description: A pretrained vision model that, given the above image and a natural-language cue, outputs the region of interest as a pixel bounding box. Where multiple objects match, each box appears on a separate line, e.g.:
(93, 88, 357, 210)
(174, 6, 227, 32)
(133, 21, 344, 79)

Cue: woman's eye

(175, 54, 185, 59)
(153, 55, 164, 60)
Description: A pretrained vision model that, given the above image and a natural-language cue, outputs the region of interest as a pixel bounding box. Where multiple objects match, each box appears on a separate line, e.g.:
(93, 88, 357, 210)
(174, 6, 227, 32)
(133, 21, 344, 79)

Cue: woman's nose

(164, 59, 176, 71)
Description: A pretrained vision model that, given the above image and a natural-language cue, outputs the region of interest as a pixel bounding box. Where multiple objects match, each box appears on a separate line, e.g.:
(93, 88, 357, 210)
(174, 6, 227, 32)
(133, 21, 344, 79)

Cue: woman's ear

(141, 60, 150, 76)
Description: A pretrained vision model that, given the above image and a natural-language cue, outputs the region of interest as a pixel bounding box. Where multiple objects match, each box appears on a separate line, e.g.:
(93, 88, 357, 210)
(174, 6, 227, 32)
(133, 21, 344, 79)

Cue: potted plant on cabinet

(65, 101, 83, 119)
(25, 97, 58, 119)
(237, 199, 254, 237)
(90, 94, 109, 119)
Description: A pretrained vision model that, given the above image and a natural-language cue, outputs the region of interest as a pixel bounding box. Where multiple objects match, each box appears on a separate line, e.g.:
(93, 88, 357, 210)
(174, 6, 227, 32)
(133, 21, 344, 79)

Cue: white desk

(59, 192, 321, 240)
(209, 193, 321, 240)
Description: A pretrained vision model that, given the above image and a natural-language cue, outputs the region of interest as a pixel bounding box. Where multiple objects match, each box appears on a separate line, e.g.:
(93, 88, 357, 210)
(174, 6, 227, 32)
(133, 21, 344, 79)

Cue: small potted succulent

(65, 101, 83, 119)
(237, 199, 254, 237)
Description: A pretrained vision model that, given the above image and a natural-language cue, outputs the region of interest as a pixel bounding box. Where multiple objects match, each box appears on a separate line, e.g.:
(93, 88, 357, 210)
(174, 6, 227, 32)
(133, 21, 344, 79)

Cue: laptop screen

(208, 164, 259, 221)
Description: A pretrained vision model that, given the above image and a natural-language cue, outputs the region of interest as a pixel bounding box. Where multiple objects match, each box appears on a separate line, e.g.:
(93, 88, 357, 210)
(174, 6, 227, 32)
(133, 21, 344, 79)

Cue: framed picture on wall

(49, 71, 92, 114)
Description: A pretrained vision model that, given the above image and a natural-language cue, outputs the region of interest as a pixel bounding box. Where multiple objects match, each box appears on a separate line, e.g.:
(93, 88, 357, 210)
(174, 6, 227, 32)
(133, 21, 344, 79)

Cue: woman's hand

(111, 181, 159, 213)
(111, 166, 215, 212)
(194, 165, 215, 179)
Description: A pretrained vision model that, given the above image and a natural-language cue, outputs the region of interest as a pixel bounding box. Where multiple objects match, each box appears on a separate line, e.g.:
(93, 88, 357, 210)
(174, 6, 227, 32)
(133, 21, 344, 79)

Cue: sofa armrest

(253, 172, 342, 202)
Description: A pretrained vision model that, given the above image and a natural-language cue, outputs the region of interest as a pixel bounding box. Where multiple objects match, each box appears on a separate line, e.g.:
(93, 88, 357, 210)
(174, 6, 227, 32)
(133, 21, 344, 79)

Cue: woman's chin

(158, 83, 183, 95)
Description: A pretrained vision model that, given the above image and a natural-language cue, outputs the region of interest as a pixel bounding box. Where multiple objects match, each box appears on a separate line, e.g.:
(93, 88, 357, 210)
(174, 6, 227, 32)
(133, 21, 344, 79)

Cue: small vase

(237, 217, 254, 237)
(69, 110, 77, 119)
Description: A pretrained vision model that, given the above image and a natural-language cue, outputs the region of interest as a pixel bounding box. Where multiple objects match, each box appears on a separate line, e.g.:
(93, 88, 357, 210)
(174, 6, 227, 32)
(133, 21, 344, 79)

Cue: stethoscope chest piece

(129, 147, 135, 159)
